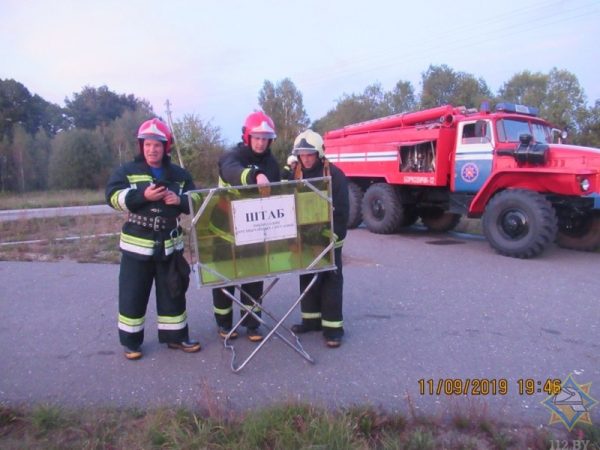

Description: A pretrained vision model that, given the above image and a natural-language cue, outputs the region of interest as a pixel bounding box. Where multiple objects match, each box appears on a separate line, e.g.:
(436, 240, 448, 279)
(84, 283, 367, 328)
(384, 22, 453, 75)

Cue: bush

(49, 129, 111, 190)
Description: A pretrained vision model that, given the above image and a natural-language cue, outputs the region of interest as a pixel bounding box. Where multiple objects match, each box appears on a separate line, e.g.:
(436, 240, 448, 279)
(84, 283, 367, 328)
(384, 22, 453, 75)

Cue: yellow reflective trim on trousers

(128, 174, 153, 183)
(209, 223, 234, 243)
(119, 314, 145, 326)
(121, 233, 155, 248)
(157, 312, 187, 324)
(240, 168, 252, 185)
(322, 319, 343, 328)
(302, 312, 321, 319)
(214, 306, 233, 315)
(335, 239, 344, 249)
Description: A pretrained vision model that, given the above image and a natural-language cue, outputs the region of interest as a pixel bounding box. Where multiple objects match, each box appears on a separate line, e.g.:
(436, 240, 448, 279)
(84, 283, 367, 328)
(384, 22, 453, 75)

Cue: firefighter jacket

(105, 155, 200, 261)
(281, 165, 294, 181)
(295, 158, 349, 247)
(209, 143, 282, 247)
(218, 143, 281, 187)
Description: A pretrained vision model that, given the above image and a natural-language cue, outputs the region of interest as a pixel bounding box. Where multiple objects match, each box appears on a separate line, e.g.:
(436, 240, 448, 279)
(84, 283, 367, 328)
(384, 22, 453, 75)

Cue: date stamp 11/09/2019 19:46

(418, 374, 598, 432)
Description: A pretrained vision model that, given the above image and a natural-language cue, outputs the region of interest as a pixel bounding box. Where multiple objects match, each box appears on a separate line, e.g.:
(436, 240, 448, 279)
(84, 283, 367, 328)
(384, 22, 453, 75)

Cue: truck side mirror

(551, 128, 568, 144)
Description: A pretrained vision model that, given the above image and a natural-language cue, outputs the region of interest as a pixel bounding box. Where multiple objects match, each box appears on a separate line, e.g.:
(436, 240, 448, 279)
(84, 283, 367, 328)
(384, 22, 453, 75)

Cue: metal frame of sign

(185, 177, 336, 372)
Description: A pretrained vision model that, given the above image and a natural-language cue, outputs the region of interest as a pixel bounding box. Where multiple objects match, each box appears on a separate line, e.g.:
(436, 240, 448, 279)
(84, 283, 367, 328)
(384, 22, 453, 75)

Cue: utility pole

(165, 99, 185, 168)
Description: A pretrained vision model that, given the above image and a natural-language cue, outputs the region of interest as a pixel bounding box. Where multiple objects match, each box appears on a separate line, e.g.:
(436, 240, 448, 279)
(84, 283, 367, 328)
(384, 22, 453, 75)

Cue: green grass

(2, 403, 595, 450)
(0, 189, 105, 210)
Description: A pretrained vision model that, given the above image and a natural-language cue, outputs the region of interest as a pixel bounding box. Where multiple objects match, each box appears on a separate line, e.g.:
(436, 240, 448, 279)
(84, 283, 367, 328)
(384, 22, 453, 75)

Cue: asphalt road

(1, 225, 598, 428)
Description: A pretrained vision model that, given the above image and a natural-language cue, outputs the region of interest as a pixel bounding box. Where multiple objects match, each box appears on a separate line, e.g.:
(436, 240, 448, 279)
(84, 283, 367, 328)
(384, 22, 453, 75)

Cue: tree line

(1, 64, 599, 193)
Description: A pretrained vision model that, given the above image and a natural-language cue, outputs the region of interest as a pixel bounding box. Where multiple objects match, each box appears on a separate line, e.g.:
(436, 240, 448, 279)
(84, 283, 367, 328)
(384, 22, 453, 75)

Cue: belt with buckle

(127, 213, 179, 231)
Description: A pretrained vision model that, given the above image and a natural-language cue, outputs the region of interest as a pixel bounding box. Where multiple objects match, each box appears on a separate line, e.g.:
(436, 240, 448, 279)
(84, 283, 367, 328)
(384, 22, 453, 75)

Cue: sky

(1, 0, 599, 144)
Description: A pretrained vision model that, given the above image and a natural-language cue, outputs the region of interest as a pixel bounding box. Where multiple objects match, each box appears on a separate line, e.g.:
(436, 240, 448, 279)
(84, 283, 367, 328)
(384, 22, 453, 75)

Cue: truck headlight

(579, 178, 590, 192)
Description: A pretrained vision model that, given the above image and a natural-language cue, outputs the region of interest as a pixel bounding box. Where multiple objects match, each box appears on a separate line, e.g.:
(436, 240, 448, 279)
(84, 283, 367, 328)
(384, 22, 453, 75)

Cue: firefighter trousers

(298, 247, 344, 338)
(212, 281, 263, 329)
(118, 253, 190, 349)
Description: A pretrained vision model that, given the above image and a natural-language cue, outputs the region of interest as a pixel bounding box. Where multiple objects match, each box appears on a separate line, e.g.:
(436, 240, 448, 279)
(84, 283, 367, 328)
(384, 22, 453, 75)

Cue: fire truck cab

(324, 103, 600, 258)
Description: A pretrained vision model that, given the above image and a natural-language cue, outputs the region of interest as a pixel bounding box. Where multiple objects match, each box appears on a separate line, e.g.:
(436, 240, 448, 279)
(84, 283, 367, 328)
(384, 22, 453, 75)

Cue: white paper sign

(231, 194, 297, 245)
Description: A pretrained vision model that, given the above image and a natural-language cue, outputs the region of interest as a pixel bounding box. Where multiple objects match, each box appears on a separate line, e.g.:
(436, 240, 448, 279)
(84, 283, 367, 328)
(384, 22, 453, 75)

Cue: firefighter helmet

(292, 129, 324, 158)
(137, 118, 172, 154)
(242, 111, 276, 146)
(287, 154, 298, 166)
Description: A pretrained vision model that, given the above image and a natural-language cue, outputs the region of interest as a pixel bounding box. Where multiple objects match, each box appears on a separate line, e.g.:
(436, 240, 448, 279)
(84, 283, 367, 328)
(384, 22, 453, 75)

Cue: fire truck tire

(556, 212, 600, 251)
(419, 208, 461, 232)
(482, 189, 557, 258)
(362, 183, 403, 234)
(347, 182, 364, 229)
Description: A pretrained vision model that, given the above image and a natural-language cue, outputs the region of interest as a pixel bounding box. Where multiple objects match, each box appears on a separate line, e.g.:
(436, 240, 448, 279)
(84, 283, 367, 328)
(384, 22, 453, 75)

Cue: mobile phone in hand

(154, 180, 169, 188)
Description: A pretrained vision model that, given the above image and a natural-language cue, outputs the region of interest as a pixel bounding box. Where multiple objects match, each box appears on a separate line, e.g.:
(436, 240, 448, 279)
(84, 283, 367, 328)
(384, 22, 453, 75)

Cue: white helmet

(292, 129, 324, 158)
(287, 154, 298, 166)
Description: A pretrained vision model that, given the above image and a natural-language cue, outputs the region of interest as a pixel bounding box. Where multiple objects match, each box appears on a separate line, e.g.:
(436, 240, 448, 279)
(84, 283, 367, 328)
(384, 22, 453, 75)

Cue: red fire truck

(323, 103, 600, 258)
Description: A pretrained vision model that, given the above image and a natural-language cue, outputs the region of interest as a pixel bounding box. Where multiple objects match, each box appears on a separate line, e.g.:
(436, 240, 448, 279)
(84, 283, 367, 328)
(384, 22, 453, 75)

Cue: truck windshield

(496, 119, 552, 143)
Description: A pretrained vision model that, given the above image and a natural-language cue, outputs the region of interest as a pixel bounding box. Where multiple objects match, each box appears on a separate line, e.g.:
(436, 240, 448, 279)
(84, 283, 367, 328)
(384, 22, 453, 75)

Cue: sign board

(187, 178, 335, 287)
(231, 194, 297, 245)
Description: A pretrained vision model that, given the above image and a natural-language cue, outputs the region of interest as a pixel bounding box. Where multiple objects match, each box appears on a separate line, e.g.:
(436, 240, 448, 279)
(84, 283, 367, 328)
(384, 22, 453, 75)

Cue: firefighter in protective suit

(211, 111, 281, 342)
(106, 118, 202, 360)
(291, 130, 349, 348)
(281, 154, 298, 180)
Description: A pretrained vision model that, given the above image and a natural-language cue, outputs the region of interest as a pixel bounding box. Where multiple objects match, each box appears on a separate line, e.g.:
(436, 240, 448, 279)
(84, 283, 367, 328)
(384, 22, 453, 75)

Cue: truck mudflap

(587, 192, 600, 209)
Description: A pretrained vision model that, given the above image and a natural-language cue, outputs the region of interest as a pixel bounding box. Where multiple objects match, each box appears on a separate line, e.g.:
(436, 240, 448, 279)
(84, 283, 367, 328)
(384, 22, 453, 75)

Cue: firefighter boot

(246, 327, 264, 342)
(167, 339, 201, 353)
(325, 336, 342, 348)
(124, 346, 143, 360)
(218, 326, 239, 340)
(323, 330, 343, 349)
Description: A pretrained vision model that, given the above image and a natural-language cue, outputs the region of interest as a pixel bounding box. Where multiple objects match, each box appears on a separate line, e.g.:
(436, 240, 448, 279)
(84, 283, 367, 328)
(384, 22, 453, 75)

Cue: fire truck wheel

(482, 189, 557, 258)
(556, 212, 600, 251)
(347, 182, 364, 229)
(361, 183, 403, 234)
(419, 208, 461, 232)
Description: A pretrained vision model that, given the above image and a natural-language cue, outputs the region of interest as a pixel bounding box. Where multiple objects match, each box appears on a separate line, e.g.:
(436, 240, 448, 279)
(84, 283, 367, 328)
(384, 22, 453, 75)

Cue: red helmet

(137, 118, 172, 154)
(242, 111, 276, 146)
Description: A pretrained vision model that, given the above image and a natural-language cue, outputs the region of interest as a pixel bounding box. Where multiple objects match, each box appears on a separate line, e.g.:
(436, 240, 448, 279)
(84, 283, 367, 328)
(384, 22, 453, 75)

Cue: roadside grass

(1, 402, 598, 449)
(0, 190, 105, 210)
(0, 212, 197, 264)
(0, 214, 123, 263)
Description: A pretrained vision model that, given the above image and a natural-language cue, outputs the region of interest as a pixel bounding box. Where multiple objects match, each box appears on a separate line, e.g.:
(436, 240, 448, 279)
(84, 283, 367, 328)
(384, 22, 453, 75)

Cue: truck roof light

(495, 102, 539, 116)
